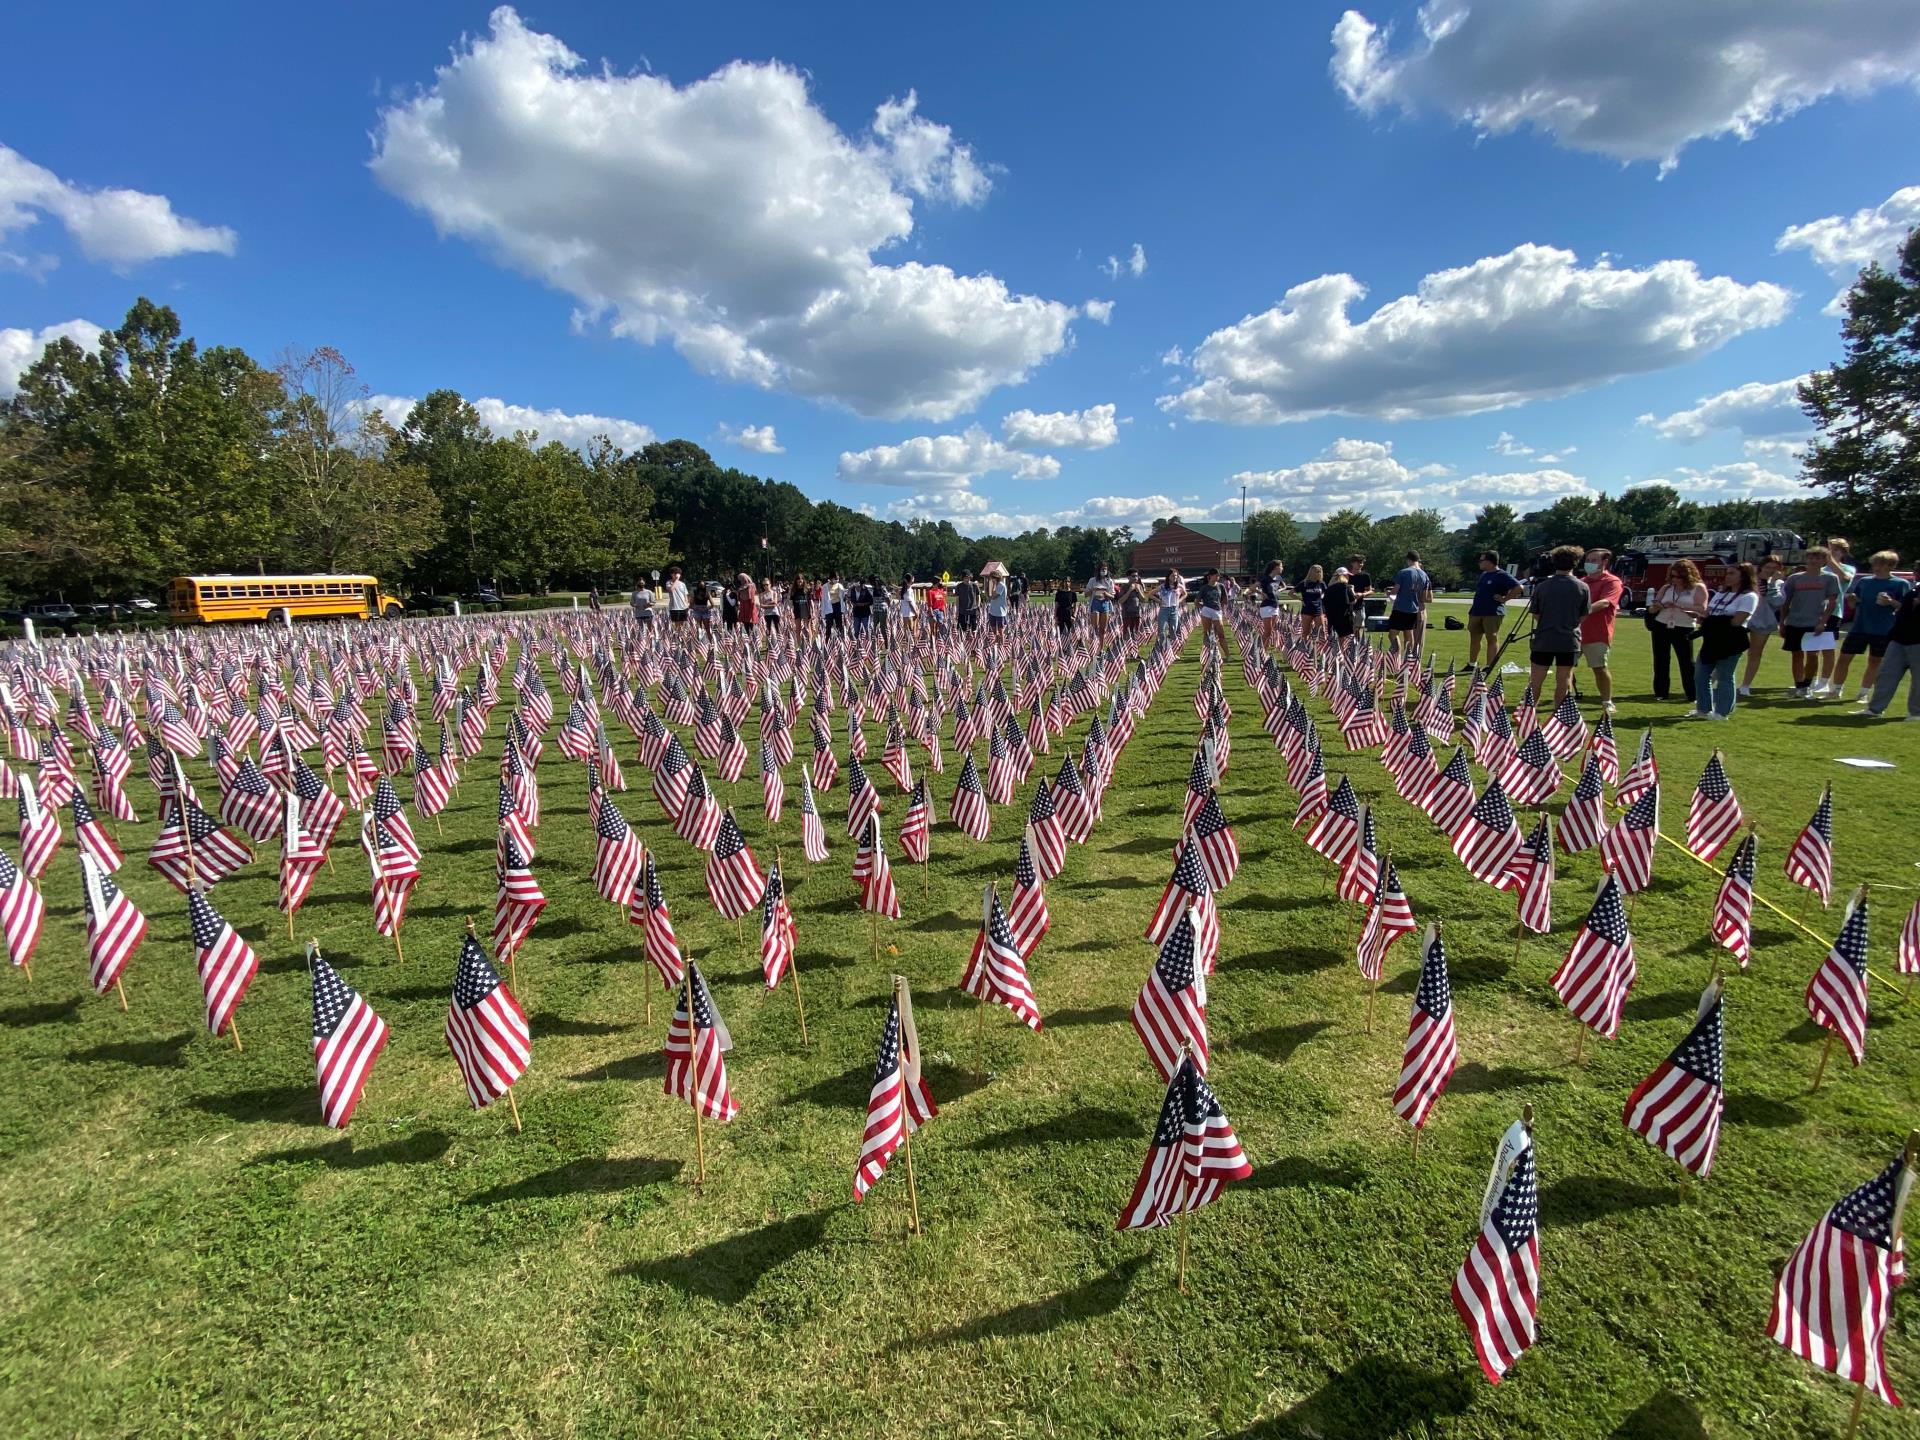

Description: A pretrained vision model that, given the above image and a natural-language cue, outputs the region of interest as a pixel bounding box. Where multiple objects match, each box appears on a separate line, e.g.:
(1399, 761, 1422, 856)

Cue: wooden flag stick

(788, 958, 809, 1046)
(975, 991, 987, 1079)
(1177, 1210, 1190, 1294)
(114, 977, 128, 1011)
(1365, 979, 1378, 1035)
(1842, 1380, 1867, 1440)
(901, 1125, 922, 1237)
(1810, 1032, 1836, 1092)
(505, 1085, 523, 1133)
(228, 1015, 243, 1053)
(1410, 1124, 1421, 1162)
(685, 963, 706, 1192)
(1571, 1023, 1585, 1065)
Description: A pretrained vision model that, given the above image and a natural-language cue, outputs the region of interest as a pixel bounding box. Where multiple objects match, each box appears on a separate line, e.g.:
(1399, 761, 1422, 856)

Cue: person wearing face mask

(1578, 548, 1624, 714)
(1085, 563, 1116, 639)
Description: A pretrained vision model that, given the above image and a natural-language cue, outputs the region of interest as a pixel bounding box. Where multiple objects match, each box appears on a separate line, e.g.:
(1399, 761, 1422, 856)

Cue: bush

(0, 624, 22, 641)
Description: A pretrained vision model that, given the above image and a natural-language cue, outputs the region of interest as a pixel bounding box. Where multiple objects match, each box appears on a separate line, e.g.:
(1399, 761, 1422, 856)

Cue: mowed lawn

(2, 617, 1917, 1439)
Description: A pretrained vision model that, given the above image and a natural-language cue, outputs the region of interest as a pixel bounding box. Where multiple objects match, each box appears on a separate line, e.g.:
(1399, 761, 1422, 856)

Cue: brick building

(1129, 520, 1244, 576)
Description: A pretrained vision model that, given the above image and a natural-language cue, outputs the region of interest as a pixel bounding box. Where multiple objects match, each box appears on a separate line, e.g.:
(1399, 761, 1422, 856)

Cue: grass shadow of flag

(1447, 1062, 1557, 1096)
(568, 1050, 665, 1084)
(254, 1129, 454, 1171)
(68, 1033, 194, 1069)
(967, 1106, 1139, 1152)
(1244, 1156, 1364, 1193)
(898, 1254, 1149, 1349)
(1236, 1019, 1332, 1066)
(1612, 1388, 1708, 1439)
(0, 997, 85, 1028)
(617, 1209, 828, 1303)
(1539, 1174, 1680, 1229)
(1234, 1354, 1474, 1438)
(469, 1156, 680, 1205)
(529, 1013, 632, 1037)
(1046, 1004, 1131, 1030)
(191, 1084, 317, 1125)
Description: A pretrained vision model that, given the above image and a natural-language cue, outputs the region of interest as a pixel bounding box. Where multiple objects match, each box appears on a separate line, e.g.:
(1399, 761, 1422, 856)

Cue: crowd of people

(619, 540, 1917, 723)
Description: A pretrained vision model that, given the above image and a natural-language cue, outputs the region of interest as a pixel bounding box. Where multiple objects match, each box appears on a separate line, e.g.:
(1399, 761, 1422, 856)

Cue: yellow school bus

(168, 574, 405, 624)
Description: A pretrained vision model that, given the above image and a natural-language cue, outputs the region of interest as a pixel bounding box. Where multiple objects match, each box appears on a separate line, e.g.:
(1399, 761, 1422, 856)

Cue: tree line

(2, 235, 1910, 604)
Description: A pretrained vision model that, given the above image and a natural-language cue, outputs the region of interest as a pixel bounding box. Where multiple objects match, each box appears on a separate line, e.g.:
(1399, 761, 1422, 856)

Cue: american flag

(1557, 752, 1608, 855)
(1539, 693, 1588, 760)
(1499, 730, 1562, 808)
(653, 733, 693, 820)
(590, 791, 643, 904)
(1292, 745, 1330, 829)
(901, 774, 931, 865)
(1551, 874, 1637, 1039)
(1394, 923, 1458, 1130)
(1617, 729, 1657, 807)
(412, 741, 452, 818)
(853, 984, 938, 1202)
(278, 793, 326, 918)
(1454, 777, 1525, 890)
(1358, 854, 1417, 981)
(17, 776, 60, 879)
(1599, 783, 1659, 894)
(1305, 774, 1362, 864)
(798, 764, 829, 864)
(1182, 744, 1216, 831)
(845, 754, 882, 839)
(1805, 890, 1871, 1067)
(1770, 1143, 1914, 1407)
(1514, 814, 1554, 936)
(1588, 711, 1619, 786)
(0, 844, 47, 974)
(1423, 747, 1478, 837)
(758, 861, 797, 989)
(1115, 1056, 1251, 1231)
(1052, 751, 1095, 843)
(760, 740, 784, 825)
(1005, 828, 1051, 959)
(69, 786, 122, 873)
(309, 946, 389, 1129)
(986, 726, 1018, 805)
(494, 831, 546, 959)
(79, 852, 144, 993)
(91, 734, 138, 823)
(1147, 835, 1214, 948)
(1622, 978, 1724, 1177)
(1901, 895, 1920, 978)
(1452, 1118, 1540, 1384)
(1133, 909, 1208, 1080)
(148, 794, 250, 891)
(1784, 784, 1835, 907)
(445, 931, 531, 1109)
(961, 883, 1042, 1030)
(1395, 720, 1439, 806)
(664, 961, 739, 1122)
(1026, 779, 1066, 878)
(363, 815, 419, 938)
(674, 767, 721, 851)
(632, 848, 684, 991)
(1712, 832, 1757, 966)
(187, 887, 258, 1038)
(495, 774, 535, 862)
(854, 813, 901, 920)
(371, 775, 421, 865)
(1339, 807, 1382, 905)
(949, 753, 992, 841)
(1179, 787, 1238, 888)
(1685, 752, 1744, 862)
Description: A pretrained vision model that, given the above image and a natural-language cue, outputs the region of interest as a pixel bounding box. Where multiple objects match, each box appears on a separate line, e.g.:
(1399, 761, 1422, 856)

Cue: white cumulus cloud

(1643, 461, 1806, 501)
(837, 425, 1058, 489)
(1330, 2, 1920, 172)
(0, 319, 106, 399)
(1229, 437, 1594, 527)
(1639, 375, 1811, 443)
(0, 145, 235, 269)
(371, 8, 1074, 422)
(1160, 244, 1790, 425)
(1100, 243, 1147, 280)
(1000, 403, 1119, 450)
(367, 393, 655, 452)
(1082, 298, 1115, 324)
(1777, 185, 1920, 313)
(717, 422, 784, 454)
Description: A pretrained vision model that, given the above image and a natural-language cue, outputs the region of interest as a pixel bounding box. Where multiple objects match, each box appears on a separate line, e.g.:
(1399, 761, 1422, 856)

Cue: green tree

(1242, 509, 1303, 574)
(1458, 503, 1529, 573)
(800, 501, 868, 577)
(1800, 224, 1920, 558)
(1308, 508, 1373, 577)
(1615, 484, 1701, 538)
(1527, 495, 1633, 556)
(1369, 509, 1459, 588)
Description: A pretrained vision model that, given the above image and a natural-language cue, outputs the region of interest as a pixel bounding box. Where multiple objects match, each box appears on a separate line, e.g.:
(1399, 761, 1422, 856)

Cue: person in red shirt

(1579, 548, 1625, 713)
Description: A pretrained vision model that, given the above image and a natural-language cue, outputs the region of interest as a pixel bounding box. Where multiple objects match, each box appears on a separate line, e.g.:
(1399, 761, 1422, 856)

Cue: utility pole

(1240, 484, 1247, 523)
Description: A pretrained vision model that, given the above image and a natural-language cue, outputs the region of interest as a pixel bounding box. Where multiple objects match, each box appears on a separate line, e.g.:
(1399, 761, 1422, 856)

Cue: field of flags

(1, 600, 1917, 1435)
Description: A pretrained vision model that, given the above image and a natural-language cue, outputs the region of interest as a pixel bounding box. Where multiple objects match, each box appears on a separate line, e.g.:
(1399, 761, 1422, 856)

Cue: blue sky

(4, 3, 1918, 535)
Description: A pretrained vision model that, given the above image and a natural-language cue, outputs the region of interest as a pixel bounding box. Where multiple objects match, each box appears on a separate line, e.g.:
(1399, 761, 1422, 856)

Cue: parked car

(26, 601, 79, 623)
(127, 595, 157, 613)
(469, 587, 503, 606)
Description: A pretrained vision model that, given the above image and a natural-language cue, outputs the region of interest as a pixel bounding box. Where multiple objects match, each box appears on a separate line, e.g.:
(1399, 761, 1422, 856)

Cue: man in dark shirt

(1053, 578, 1077, 633)
(1324, 566, 1357, 639)
(955, 573, 980, 632)
(1466, 550, 1523, 668)
(1527, 545, 1590, 707)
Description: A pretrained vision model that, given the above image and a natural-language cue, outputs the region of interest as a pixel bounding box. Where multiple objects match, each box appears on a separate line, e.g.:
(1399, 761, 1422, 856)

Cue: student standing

(1085, 564, 1116, 639)
(1119, 571, 1144, 636)
(1256, 560, 1285, 647)
(789, 572, 813, 635)
(1189, 566, 1226, 652)
(1780, 547, 1842, 697)
(955, 572, 980, 633)
(1832, 550, 1909, 700)
(987, 572, 1010, 632)
(926, 578, 947, 628)
(1855, 580, 1920, 720)
(1818, 538, 1858, 692)
(1687, 563, 1760, 721)
(1297, 565, 1326, 638)
(1527, 546, 1590, 707)
(666, 566, 690, 626)
(1385, 551, 1430, 656)
(1738, 557, 1784, 696)
(1648, 559, 1707, 701)
(1465, 551, 1523, 669)
(1579, 549, 1624, 713)
(1053, 577, 1077, 634)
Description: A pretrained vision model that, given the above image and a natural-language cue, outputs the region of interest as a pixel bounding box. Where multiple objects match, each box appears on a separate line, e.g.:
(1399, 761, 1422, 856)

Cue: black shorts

(1530, 648, 1576, 669)
(1841, 630, 1889, 656)
(669, 610, 688, 624)
(1329, 615, 1354, 638)
(1781, 625, 1810, 652)
(1386, 610, 1419, 631)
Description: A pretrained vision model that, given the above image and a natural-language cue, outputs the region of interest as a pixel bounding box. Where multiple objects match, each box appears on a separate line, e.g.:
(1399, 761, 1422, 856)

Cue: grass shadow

(1613, 1388, 1708, 1439)
(1540, 1174, 1679, 1228)
(569, 1050, 664, 1084)
(617, 1209, 829, 1303)
(0, 996, 85, 1027)
(191, 1084, 315, 1125)
(1105, 834, 1174, 857)
(382, 984, 451, 1004)
(1448, 1062, 1558, 1097)
(1236, 1020, 1332, 1066)
(1622, 988, 1700, 1023)
(470, 1156, 680, 1205)
(1723, 1093, 1803, 1129)
(529, 1013, 632, 1037)
(900, 1254, 1150, 1348)
(1245, 1156, 1364, 1192)
(68, 1032, 193, 1068)
(1222, 947, 1340, 977)
(1236, 1354, 1474, 1438)
(254, 1129, 453, 1170)
(968, 1107, 1139, 1151)
(1047, 1004, 1131, 1030)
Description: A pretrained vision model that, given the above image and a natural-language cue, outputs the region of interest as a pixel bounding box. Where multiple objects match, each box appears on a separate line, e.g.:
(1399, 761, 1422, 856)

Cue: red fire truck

(1614, 529, 1804, 612)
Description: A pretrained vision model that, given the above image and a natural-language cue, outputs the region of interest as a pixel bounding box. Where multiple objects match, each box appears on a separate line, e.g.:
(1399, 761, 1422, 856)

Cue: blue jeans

(1157, 608, 1178, 641)
(1866, 640, 1920, 716)
(1693, 655, 1739, 717)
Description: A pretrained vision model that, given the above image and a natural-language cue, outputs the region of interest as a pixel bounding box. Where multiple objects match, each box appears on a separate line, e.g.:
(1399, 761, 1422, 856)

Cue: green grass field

(2, 620, 1917, 1438)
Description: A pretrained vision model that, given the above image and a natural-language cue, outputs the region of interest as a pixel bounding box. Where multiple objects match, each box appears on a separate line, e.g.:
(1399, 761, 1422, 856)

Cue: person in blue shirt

(1385, 551, 1431, 656)
(1465, 550, 1523, 669)
(1834, 550, 1911, 701)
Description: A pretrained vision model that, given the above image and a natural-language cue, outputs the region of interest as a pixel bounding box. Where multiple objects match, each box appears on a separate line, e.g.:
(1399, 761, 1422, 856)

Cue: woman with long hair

(1648, 557, 1707, 701)
(1738, 557, 1784, 696)
(1296, 563, 1326, 640)
(1687, 562, 1760, 720)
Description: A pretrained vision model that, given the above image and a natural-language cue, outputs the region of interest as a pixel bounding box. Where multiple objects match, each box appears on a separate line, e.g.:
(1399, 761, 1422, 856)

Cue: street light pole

(466, 498, 478, 593)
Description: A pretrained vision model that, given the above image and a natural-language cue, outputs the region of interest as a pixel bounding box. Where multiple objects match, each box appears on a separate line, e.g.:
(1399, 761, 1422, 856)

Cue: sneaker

(1601, 701, 1617, 715)
(1706, 711, 1729, 721)
(1682, 710, 1711, 720)
(1737, 686, 1752, 698)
